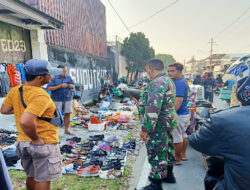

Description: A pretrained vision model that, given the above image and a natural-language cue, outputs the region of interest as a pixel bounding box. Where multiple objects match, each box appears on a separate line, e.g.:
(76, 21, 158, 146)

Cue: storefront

(0, 21, 32, 64)
(0, 0, 63, 96)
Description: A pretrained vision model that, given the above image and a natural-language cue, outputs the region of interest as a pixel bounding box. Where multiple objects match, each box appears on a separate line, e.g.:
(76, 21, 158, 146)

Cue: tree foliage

(121, 32, 155, 73)
(155, 54, 176, 71)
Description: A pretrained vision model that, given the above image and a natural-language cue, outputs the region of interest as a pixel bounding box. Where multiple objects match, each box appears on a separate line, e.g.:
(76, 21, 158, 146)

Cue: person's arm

(19, 112, 44, 144)
(47, 78, 66, 91)
(141, 83, 165, 134)
(48, 83, 66, 91)
(68, 77, 75, 89)
(175, 80, 186, 112)
(1, 89, 14, 114)
(1, 104, 14, 114)
(69, 84, 75, 89)
(189, 118, 220, 156)
(175, 97, 183, 111)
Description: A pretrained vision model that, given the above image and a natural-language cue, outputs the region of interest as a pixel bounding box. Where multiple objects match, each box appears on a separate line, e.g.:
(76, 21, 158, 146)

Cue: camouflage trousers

(146, 132, 175, 179)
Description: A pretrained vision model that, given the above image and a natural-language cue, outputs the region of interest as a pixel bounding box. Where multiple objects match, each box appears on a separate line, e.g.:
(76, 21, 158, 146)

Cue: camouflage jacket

(139, 72, 177, 134)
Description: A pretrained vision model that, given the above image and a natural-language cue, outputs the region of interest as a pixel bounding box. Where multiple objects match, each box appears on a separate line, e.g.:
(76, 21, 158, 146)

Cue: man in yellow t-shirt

(1, 59, 63, 190)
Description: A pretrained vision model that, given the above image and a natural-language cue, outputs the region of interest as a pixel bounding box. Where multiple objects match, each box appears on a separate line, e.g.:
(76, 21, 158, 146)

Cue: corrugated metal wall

(20, 0, 107, 58)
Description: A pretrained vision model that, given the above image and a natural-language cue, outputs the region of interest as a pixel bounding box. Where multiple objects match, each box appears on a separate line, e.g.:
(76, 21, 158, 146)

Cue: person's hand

(140, 131, 148, 142)
(61, 83, 68, 88)
(131, 97, 138, 104)
(31, 137, 45, 145)
(69, 84, 75, 89)
(82, 110, 89, 115)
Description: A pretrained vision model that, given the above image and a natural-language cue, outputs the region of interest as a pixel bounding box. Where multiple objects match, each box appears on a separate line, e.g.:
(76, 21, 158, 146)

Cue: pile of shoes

(61, 134, 129, 179)
(0, 129, 18, 148)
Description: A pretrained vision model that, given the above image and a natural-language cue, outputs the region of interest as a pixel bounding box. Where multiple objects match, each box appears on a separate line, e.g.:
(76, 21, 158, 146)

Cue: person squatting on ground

(168, 63, 190, 165)
(1, 59, 63, 190)
(137, 58, 177, 190)
(189, 57, 250, 190)
(71, 95, 91, 120)
(98, 87, 112, 103)
(48, 65, 75, 135)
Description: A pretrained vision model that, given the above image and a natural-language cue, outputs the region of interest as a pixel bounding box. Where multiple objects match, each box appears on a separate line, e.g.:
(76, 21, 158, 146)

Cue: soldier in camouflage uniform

(137, 59, 177, 190)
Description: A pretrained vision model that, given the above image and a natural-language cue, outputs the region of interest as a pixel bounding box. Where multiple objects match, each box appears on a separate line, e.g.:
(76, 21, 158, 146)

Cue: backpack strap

(19, 85, 27, 108)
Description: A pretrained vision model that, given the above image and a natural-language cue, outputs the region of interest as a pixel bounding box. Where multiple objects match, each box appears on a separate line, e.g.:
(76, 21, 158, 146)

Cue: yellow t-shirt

(3, 85, 59, 144)
(71, 99, 80, 118)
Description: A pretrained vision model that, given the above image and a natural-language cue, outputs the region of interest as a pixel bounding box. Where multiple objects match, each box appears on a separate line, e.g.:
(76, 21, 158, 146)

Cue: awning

(0, 0, 64, 30)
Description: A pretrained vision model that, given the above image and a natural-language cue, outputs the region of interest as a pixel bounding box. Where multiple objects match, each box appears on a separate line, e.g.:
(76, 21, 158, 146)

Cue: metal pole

(209, 38, 214, 72)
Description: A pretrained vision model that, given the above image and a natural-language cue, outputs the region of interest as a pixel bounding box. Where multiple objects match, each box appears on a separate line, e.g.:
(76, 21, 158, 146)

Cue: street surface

(135, 95, 229, 190)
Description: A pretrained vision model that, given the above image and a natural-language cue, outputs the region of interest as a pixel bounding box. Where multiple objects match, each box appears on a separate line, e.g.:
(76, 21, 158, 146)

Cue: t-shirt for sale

(174, 78, 189, 115)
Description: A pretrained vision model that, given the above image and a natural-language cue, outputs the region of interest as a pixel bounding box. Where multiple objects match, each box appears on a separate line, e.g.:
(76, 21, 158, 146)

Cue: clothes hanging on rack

(0, 72, 10, 97)
(16, 63, 26, 82)
(6, 64, 21, 87)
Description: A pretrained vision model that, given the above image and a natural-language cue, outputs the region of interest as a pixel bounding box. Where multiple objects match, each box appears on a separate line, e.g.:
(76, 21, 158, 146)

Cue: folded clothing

(90, 117, 102, 124)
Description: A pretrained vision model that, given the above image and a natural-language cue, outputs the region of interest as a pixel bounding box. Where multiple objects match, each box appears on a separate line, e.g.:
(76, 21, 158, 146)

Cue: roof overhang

(0, 0, 64, 30)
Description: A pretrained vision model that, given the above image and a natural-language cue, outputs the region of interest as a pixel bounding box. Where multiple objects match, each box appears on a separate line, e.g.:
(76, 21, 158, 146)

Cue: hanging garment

(16, 63, 26, 82)
(7, 64, 16, 87)
(0, 63, 7, 73)
(0, 73, 10, 96)
(14, 68, 22, 86)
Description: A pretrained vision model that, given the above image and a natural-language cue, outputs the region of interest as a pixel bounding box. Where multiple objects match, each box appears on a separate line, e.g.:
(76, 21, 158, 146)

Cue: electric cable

(214, 6, 250, 39)
(107, 0, 130, 33)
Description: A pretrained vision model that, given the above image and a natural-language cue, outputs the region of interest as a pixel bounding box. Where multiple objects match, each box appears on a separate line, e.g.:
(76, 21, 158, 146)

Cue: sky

(100, 0, 250, 62)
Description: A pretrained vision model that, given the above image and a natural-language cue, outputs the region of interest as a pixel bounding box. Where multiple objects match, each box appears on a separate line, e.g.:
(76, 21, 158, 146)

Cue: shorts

(173, 114, 190, 144)
(16, 141, 62, 182)
(54, 101, 72, 114)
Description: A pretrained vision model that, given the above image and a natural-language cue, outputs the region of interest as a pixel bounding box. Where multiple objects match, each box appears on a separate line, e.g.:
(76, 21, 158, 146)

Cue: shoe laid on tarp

(99, 168, 122, 179)
(77, 165, 101, 177)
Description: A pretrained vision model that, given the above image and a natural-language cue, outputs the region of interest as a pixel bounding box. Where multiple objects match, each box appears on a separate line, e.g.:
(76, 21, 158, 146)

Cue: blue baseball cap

(25, 59, 62, 76)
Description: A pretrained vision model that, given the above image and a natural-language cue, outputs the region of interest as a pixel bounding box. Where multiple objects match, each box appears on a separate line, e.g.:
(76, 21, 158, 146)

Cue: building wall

(47, 45, 110, 103)
(0, 21, 32, 64)
(20, 0, 107, 57)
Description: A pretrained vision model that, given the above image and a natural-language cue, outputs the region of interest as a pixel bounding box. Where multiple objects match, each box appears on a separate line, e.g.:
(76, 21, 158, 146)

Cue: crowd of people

(0, 56, 250, 190)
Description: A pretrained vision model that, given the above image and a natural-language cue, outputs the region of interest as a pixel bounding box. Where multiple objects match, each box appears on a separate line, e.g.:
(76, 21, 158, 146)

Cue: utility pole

(209, 38, 215, 72)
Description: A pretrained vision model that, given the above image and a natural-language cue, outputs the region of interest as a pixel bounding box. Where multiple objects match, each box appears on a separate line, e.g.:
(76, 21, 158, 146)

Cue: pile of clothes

(61, 135, 136, 179)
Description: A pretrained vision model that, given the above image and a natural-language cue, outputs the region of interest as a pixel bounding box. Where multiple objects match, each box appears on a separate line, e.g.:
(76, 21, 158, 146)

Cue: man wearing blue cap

(1, 59, 63, 190)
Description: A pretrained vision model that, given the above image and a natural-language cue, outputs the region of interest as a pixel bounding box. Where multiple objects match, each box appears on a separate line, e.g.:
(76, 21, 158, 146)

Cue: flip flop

(182, 158, 188, 161)
(64, 131, 75, 136)
(175, 161, 182, 166)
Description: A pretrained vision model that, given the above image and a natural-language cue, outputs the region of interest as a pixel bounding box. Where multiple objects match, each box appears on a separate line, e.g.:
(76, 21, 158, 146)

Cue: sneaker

(77, 165, 101, 177)
(101, 160, 121, 171)
(100, 142, 111, 152)
(99, 168, 122, 179)
(121, 140, 136, 151)
(88, 135, 104, 141)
